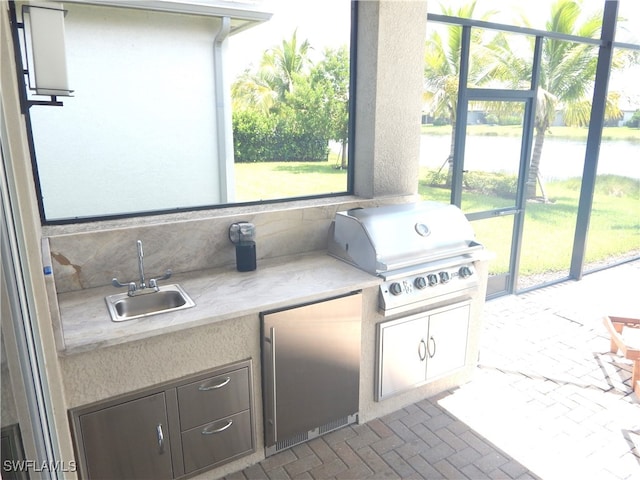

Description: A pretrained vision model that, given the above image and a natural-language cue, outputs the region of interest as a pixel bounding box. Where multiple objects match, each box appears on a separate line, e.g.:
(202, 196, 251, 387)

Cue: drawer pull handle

(198, 377, 231, 391)
(202, 420, 233, 435)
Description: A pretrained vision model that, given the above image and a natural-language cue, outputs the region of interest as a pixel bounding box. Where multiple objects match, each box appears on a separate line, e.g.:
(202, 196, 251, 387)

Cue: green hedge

(233, 110, 329, 163)
(624, 110, 640, 128)
(422, 168, 518, 199)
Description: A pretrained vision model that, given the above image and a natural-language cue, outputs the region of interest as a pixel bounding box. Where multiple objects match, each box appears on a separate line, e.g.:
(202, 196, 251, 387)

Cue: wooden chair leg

(603, 316, 640, 397)
(610, 322, 624, 354)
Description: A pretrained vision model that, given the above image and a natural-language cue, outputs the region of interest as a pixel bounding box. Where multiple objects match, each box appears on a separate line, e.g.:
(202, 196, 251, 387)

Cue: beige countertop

(56, 252, 380, 355)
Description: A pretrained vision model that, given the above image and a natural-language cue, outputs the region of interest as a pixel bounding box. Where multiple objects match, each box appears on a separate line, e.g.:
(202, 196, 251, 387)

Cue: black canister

(235, 241, 257, 272)
(229, 222, 257, 272)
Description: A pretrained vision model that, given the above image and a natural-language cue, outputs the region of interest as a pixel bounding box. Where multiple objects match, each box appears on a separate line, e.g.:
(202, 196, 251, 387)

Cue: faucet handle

(112, 278, 130, 288)
(112, 278, 137, 296)
(149, 269, 172, 291)
(155, 269, 172, 282)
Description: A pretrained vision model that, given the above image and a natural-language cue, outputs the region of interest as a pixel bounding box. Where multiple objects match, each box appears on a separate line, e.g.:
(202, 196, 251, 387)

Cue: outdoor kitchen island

(50, 204, 491, 480)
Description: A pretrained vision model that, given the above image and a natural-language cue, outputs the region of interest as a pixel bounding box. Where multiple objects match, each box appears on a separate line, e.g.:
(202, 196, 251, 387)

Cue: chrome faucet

(112, 240, 172, 296)
(137, 240, 146, 289)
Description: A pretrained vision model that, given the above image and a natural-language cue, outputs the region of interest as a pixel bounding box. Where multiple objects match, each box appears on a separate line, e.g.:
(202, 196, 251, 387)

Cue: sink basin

(105, 284, 195, 322)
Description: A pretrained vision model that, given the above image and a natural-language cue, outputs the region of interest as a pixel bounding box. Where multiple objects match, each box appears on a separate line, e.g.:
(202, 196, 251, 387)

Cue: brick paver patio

(229, 259, 640, 479)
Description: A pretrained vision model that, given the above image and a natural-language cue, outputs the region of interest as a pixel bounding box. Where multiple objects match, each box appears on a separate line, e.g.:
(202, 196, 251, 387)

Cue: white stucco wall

(28, 3, 224, 219)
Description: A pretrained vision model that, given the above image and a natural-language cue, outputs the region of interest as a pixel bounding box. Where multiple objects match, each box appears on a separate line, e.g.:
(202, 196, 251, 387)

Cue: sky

(227, 0, 352, 78)
(428, 0, 639, 42)
(428, 0, 639, 106)
(226, 0, 639, 105)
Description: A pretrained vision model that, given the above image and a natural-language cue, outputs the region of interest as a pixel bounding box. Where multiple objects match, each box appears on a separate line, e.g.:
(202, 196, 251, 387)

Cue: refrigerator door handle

(268, 327, 278, 443)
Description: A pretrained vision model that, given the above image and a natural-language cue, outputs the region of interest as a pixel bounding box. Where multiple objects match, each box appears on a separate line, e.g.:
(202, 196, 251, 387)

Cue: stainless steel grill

(328, 201, 485, 316)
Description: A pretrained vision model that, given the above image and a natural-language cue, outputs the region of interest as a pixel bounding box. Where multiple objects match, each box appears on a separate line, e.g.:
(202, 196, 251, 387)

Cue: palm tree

(231, 69, 278, 113)
(232, 32, 349, 164)
(423, 1, 496, 184)
(511, 0, 623, 199)
(232, 30, 312, 113)
(260, 29, 311, 101)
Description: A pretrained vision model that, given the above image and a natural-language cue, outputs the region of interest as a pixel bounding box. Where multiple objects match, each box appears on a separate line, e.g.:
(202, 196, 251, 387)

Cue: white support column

(353, 0, 428, 200)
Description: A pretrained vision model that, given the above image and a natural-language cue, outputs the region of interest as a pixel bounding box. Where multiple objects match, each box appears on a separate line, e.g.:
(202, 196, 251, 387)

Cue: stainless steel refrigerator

(260, 291, 362, 456)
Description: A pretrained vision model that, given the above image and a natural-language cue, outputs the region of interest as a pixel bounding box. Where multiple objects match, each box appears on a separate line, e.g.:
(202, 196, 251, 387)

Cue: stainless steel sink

(105, 284, 195, 322)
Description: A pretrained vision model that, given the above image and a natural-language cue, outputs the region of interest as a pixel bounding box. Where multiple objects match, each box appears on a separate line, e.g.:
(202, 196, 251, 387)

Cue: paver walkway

(228, 260, 640, 479)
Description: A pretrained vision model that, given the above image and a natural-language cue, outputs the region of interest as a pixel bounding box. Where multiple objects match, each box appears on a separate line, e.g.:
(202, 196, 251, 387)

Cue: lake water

(420, 135, 640, 181)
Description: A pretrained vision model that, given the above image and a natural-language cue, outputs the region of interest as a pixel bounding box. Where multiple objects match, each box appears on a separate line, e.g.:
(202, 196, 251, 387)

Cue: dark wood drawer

(177, 367, 250, 431)
(181, 410, 253, 474)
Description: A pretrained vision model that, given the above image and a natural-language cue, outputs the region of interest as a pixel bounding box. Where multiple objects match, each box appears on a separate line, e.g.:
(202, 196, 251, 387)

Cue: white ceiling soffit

(61, 0, 273, 34)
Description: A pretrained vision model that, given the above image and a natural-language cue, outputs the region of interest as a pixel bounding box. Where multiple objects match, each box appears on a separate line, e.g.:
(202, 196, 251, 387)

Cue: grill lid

(328, 201, 481, 274)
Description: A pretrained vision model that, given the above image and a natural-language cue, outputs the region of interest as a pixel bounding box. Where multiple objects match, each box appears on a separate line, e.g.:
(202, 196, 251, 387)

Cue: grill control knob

(414, 277, 427, 290)
(459, 265, 473, 278)
(389, 282, 403, 296)
(427, 274, 438, 286)
(439, 271, 450, 283)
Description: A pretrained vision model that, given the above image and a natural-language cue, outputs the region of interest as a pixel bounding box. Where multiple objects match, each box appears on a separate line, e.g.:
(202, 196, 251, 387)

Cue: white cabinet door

(377, 315, 429, 400)
(426, 303, 470, 380)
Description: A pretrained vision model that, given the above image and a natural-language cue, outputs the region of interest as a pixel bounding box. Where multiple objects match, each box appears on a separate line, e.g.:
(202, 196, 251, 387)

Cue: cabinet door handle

(428, 336, 436, 358)
(418, 339, 427, 361)
(198, 376, 231, 391)
(156, 424, 165, 454)
(201, 419, 233, 435)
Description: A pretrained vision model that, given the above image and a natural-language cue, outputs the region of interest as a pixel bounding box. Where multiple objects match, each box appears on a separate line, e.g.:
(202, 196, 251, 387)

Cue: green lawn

(234, 156, 348, 201)
(419, 170, 640, 276)
(234, 159, 639, 280)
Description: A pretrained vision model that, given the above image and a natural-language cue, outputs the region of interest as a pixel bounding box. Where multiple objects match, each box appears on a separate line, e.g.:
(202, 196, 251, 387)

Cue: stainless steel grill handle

(418, 339, 427, 361)
(198, 376, 230, 391)
(156, 424, 165, 454)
